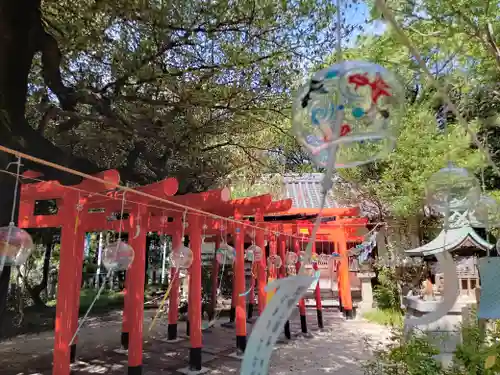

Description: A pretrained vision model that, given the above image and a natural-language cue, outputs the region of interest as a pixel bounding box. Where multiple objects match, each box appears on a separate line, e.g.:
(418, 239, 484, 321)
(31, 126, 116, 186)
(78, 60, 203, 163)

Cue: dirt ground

(0, 308, 390, 375)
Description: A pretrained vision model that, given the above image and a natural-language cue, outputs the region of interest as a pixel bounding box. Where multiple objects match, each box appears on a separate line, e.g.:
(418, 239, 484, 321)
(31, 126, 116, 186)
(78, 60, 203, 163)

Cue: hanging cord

(374, 0, 500, 178)
(203, 219, 229, 330)
(479, 134, 492, 256)
(7, 157, 22, 226)
(300, 0, 344, 275)
(159, 210, 169, 285)
(148, 209, 187, 333)
(0, 164, 384, 242)
(117, 188, 127, 242)
(70, 188, 128, 345)
(443, 102, 453, 230)
(239, 229, 256, 297)
(0, 157, 22, 274)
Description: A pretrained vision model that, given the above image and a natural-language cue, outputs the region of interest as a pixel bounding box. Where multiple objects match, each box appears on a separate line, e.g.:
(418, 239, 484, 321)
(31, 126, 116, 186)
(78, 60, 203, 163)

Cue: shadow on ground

(0, 309, 388, 375)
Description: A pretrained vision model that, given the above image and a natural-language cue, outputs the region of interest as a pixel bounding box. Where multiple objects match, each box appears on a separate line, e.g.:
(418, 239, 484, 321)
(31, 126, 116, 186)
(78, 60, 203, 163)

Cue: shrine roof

(405, 225, 494, 257)
(283, 173, 340, 209)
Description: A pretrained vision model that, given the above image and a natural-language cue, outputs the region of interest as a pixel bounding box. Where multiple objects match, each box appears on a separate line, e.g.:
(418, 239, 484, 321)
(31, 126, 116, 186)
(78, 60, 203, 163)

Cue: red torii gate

(18, 170, 303, 375)
(283, 217, 368, 321)
(87, 191, 292, 358)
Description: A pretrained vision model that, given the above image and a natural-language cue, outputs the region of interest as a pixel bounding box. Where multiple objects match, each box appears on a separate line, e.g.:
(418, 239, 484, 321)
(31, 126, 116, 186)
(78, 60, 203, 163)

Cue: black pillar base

(167, 323, 177, 340)
(229, 306, 236, 323)
(300, 314, 308, 333)
(284, 321, 291, 339)
(186, 320, 190, 337)
(338, 297, 344, 312)
(189, 347, 202, 371)
(128, 365, 142, 375)
(121, 332, 129, 350)
(247, 303, 254, 319)
(236, 335, 247, 353)
(344, 309, 354, 320)
(70, 343, 76, 363)
(317, 309, 324, 329)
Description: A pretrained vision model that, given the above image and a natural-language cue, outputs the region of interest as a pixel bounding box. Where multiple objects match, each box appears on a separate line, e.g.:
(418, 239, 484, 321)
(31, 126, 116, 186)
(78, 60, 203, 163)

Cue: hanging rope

(70, 190, 128, 345)
(148, 209, 187, 333)
(0, 157, 23, 273)
(299, 0, 344, 275)
(373, 0, 500, 178)
(202, 218, 230, 330)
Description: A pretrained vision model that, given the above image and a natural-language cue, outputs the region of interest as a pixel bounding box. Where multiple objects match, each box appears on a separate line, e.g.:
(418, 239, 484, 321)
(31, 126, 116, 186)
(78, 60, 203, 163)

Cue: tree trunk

(27, 236, 53, 306)
(407, 215, 421, 248)
(0, 0, 94, 322)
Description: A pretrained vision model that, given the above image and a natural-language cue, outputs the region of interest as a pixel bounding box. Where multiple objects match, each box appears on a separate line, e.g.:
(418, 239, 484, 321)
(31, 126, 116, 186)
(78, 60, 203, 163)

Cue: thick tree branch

(39, 32, 77, 110)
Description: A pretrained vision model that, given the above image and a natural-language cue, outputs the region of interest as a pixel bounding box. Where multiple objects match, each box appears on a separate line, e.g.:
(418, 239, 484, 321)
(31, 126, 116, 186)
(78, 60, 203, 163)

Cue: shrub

(363, 328, 443, 375)
(447, 314, 500, 375)
(374, 267, 401, 311)
(363, 312, 500, 375)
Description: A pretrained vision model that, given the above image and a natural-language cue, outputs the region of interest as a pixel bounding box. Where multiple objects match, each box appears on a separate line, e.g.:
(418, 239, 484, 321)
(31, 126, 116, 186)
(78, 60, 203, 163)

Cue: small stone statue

(421, 278, 435, 301)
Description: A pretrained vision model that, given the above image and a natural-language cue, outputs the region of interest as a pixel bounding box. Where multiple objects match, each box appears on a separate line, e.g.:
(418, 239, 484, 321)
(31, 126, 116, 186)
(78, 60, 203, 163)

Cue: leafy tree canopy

(1, 0, 348, 196)
(316, 2, 500, 222)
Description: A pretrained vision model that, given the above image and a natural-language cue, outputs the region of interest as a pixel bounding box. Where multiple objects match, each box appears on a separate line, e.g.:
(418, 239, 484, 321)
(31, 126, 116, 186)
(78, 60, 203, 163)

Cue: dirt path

(0, 309, 389, 374)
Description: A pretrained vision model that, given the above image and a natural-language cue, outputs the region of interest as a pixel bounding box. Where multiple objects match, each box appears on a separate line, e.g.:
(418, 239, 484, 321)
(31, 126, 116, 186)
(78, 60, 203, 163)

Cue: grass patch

(47, 289, 124, 313)
(363, 308, 404, 327)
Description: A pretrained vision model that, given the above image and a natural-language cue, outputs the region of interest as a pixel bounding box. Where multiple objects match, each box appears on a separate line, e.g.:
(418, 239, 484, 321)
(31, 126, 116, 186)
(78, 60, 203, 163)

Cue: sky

(295, 1, 387, 78)
(344, 1, 387, 47)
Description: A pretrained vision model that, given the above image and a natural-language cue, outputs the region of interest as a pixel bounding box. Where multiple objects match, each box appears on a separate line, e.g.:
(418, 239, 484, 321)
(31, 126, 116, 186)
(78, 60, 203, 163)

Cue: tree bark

(27, 234, 53, 306)
(0, 0, 162, 322)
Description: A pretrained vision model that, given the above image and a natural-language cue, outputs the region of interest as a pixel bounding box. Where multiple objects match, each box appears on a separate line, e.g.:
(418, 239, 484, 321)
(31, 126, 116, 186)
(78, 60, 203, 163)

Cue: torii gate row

(17, 170, 308, 375)
(18, 170, 366, 374)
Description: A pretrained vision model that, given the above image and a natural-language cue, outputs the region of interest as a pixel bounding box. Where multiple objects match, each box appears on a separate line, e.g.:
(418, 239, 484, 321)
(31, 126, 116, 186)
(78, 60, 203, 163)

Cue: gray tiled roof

(282, 173, 341, 209)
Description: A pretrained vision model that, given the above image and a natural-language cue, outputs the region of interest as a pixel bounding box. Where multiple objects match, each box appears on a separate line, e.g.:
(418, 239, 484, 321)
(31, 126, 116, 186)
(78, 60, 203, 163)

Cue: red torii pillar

(19, 169, 120, 375)
(294, 228, 308, 334)
(84, 194, 139, 351)
(153, 187, 231, 341)
(167, 215, 184, 341)
(127, 205, 149, 375)
(234, 209, 246, 353)
(69, 195, 89, 362)
(327, 218, 366, 319)
(336, 225, 354, 319)
(278, 225, 291, 339)
(187, 212, 203, 371)
(53, 191, 83, 375)
(212, 194, 273, 350)
(121, 177, 179, 348)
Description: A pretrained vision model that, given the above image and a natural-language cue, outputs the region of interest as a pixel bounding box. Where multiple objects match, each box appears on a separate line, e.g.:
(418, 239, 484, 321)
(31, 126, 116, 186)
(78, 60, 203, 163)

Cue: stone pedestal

(404, 295, 476, 367)
(357, 272, 375, 311)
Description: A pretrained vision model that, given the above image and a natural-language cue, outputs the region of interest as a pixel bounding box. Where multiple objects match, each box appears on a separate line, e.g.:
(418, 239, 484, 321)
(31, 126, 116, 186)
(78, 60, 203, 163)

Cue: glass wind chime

(0, 158, 34, 276)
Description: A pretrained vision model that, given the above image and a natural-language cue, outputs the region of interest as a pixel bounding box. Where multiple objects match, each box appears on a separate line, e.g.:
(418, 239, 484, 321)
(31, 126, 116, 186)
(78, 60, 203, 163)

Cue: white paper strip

(240, 275, 315, 375)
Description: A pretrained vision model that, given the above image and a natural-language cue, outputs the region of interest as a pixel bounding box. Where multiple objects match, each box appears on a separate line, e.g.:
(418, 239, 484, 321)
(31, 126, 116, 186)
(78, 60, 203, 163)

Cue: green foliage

(363, 311, 500, 375)
(229, 172, 285, 199)
(363, 328, 443, 375)
(448, 316, 500, 375)
(47, 289, 124, 313)
(330, 2, 500, 225)
(363, 308, 403, 328)
(373, 267, 401, 311)
(18, 0, 354, 190)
